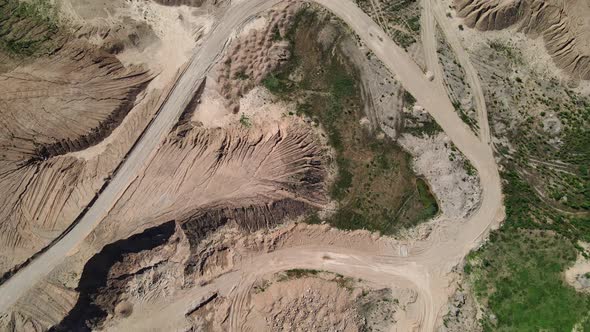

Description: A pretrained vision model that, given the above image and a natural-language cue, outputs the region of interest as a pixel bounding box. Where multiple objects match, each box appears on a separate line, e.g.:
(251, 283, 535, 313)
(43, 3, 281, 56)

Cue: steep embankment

(455, 0, 590, 80)
(0, 0, 152, 275)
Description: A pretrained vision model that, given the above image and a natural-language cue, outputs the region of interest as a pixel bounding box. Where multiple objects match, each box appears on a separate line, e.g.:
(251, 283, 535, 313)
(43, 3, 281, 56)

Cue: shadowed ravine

(50, 221, 177, 331)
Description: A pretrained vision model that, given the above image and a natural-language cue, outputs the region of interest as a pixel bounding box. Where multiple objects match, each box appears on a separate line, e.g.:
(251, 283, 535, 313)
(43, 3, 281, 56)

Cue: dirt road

(423, 0, 492, 144)
(0, 0, 283, 313)
(109, 246, 428, 332)
(112, 1, 504, 330)
(0, 0, 503, 330)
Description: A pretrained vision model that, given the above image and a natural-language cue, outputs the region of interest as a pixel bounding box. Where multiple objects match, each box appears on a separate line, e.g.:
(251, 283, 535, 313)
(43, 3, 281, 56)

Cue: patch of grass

(403, 90, 416, 108)
(355, 0, 420, 49)
(471, 30, 590, 332)
(415, 178, 439, 219)
(271, 25, 282, 41)
(452, 101, 479, 133)
(282, 269, 320, 279)
(0, 0, 61, 56)
(305, 212, 322, 225)
(403, 115, 442, 136)
(465, 169, 590, 331)
(239, 113, 251, 128)
(466, 229, 589, 331)
(263, 8, 438, 235)
(330, 157, 353, 200)
(406, 15, 420, 33)
(391, 31, 416, 49)
(488, 40, 522, 65)
(463, 159, 477, 177)
(262, 74, 290, 95)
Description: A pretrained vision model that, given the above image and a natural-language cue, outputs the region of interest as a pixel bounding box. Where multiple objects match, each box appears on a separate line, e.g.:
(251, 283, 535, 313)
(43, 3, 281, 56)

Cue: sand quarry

(0, 0, 589, 331)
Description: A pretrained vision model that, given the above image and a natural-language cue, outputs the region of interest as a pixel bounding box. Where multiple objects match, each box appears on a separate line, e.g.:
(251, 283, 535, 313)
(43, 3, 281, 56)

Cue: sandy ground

(455, 0, 590, 81)
(399, 132, 481, 220)
(421, 0, 490, 144)
(439, 0, 590, 94)
(565, 242, 590, 293)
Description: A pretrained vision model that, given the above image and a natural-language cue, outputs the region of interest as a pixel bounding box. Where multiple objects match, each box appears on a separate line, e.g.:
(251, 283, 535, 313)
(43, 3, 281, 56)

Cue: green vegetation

(465, 170, 590, 331)
(403, 90, 416, 108)
(465, 172, 590, 330)
(355, 0, 420, 50)
(278, 269, 356, 290)
(239, 113, 252, 128)
(466, 228, 589, 331)
(452, 101, 479, 133)
(488, 40, 522, 65)
(463, 159, 476, 177)
(263, 8, 438, 234)
(271, 25, 282, 41)
(484, 32, 590, 213)
(0, 0, 61, 56)
(281, 269, 320, 279)
(415, 178, 439, 219)
(263, 10, 438, 234)
(390, 31, 416, 49)
(403, 114, 443, 137)
(262, 74, 290, 95)
(506, 92, 590, 211)
(407, 16, 420, 32)
(464, 37, 590, 331)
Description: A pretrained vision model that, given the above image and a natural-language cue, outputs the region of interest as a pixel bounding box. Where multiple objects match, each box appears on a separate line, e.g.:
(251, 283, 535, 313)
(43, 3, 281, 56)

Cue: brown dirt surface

(0, 39, 152, 275)
(216, 2, 301, 112)
(0, 0, 216, 278)
(454, 0, 590, 80)
(88, 112, 329, 244)
(239, 273, 396, 332)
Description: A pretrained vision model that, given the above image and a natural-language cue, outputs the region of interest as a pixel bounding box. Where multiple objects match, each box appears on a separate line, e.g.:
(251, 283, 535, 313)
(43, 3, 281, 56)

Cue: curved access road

(0, 0, 503, 330)
(422, 0, 492, 144)
(113, 0, 504, 330)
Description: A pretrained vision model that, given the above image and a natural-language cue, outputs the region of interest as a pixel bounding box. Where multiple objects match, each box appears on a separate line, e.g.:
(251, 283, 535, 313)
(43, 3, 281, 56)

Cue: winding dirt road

(0, 0, 503, 330)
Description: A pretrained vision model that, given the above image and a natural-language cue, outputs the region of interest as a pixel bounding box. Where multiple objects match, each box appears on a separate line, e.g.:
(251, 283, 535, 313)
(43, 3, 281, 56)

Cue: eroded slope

(455, 0, 590, 80)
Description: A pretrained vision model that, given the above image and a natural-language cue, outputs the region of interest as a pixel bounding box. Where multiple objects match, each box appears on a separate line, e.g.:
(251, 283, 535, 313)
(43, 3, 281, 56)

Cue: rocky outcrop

(182, 199, 313, 275)
(455, 0, 590, 80)
(51, 221, 178, 331)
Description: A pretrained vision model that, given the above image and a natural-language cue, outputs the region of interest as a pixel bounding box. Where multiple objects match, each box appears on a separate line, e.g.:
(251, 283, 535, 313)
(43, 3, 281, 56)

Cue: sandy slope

(0, 1, 504, 331)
